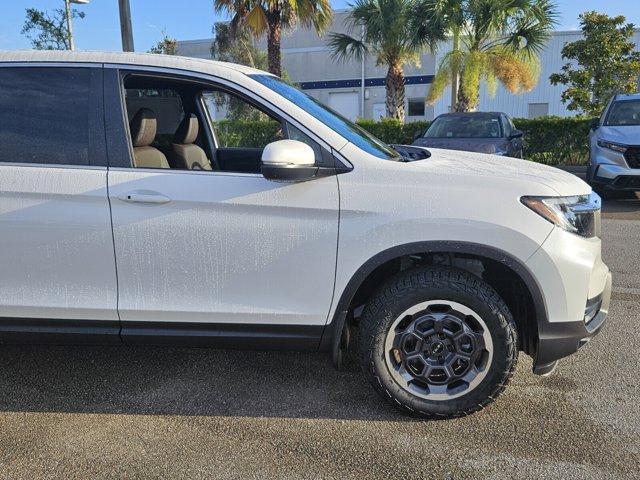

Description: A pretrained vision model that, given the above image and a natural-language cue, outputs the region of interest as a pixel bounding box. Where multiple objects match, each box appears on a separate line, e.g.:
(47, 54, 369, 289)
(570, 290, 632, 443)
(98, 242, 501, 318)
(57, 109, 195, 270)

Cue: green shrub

(356, 118, 430, 144)
(215, 119, 281, 148)
(512, 117, 592, 166)
(213, 116, 592, 166)
(356, 116, 591, 165)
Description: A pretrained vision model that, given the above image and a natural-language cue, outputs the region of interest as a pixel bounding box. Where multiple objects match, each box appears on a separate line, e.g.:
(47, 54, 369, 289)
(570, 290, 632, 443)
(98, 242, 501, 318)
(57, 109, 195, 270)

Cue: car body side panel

(0, 165, 118, 321)
(108, 169, 339, 326)
(329, 143, 560, 324)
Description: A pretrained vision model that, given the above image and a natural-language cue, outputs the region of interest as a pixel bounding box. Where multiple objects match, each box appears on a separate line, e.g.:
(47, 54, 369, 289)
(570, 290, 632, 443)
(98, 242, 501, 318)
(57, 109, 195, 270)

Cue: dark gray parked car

(412, 112, 524, 158)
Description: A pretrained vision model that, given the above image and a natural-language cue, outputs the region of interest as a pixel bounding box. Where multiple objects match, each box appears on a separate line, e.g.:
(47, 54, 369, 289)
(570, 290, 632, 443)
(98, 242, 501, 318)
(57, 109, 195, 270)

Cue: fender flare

(320, 240, 549, 357)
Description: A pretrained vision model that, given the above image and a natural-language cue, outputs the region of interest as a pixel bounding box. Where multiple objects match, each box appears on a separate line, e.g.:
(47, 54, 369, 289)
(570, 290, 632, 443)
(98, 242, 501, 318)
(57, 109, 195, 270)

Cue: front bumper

(591, 158, 640, 191)
(525, 224, 612, 375)
(533, 271, 612, 375)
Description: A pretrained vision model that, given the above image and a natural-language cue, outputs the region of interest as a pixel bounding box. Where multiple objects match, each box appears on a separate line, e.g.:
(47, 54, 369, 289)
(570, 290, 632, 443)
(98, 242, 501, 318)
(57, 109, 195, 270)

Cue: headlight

(597, 140, 627, 153)
(521, 192, 601, 238)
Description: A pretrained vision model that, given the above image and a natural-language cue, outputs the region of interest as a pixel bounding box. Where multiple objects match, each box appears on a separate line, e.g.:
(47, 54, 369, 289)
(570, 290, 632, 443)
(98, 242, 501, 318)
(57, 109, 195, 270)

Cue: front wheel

(357, 266, 518, 418)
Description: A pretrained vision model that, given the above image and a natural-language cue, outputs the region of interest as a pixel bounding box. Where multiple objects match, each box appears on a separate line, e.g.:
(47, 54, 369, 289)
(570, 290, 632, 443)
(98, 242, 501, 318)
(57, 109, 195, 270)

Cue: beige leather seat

(172, 114, 212, 171)
(129, 108, 170, 169)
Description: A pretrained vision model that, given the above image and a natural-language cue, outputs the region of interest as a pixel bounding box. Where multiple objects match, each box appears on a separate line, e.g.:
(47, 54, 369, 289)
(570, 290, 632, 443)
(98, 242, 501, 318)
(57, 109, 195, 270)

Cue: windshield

(250, 74, 400, 160)
(605, 100, 640, 126)
(425, 115, 503, 139)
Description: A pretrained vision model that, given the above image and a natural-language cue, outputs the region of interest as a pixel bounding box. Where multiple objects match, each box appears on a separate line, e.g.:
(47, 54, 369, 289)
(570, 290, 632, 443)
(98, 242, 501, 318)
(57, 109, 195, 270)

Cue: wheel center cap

(430, 341, 445, 356)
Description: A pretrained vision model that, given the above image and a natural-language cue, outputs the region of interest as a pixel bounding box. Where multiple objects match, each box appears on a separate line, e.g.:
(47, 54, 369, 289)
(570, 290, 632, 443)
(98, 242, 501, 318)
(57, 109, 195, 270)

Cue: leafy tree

(148, 33, 178, 55)
(327, 0, 446, 121)
(21, 7, 85, 50)
(424, 0, 558, 112)
(213, 0, 333, 77)
(549, 11, 640, 117)
(210, 22, 269, 120)
(211, 22, 267, 69)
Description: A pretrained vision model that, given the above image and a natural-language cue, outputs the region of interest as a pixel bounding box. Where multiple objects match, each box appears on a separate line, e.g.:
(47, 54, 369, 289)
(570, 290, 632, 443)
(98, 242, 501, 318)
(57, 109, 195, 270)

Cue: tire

(357, 266, 518, 419)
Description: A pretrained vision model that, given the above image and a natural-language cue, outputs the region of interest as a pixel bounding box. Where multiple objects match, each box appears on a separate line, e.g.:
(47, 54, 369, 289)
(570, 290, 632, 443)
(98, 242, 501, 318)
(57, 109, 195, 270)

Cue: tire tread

(357, 266, 518, 419)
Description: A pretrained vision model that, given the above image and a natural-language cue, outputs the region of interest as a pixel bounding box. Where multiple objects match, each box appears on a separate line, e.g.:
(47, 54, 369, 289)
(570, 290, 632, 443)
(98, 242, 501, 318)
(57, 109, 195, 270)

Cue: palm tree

(327, 0, 446, 121)
(213, 0, 333, 77)
(423, 0, 558, 112)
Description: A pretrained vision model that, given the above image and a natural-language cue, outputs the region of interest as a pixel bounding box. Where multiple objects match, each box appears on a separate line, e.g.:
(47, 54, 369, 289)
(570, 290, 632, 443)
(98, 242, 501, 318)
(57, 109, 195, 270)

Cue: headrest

(130, 108, 157, 147)
(174, 114, 199, 145)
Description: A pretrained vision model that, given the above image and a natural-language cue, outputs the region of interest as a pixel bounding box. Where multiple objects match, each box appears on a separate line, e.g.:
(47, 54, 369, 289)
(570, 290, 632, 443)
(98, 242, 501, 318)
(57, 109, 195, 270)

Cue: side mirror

(261, 139, 318, 182)
(590, 119, 600, 130)
(413, 129, 423, 141)
(509, 129, 524, 140)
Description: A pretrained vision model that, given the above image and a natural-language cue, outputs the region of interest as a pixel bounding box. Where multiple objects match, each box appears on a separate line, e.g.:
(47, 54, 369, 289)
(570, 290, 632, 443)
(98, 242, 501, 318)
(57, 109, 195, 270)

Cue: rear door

(0, 65, 119, 339)
(104, 68, 339, 347)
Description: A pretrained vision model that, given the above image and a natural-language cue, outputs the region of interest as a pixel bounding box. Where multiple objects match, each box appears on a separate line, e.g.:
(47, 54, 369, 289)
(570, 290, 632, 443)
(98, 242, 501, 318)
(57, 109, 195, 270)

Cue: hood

(411, 148, 590, 196)
(413, 137, 507, 154)
(598, 125, 640, 144)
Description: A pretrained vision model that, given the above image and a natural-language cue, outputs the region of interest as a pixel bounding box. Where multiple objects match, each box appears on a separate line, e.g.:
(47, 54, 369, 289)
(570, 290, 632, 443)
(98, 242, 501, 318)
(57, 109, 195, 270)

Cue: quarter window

(0, 67, 99, 166)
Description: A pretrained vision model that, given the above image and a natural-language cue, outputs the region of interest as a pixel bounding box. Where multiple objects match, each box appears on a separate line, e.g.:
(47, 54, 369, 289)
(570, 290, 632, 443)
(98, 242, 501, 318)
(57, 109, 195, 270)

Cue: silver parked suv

(588, 93, 640, 198)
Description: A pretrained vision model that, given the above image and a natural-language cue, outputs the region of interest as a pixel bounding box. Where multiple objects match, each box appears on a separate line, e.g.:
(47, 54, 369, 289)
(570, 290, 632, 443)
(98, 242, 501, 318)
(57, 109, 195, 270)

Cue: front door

(105, 69, 339, 346)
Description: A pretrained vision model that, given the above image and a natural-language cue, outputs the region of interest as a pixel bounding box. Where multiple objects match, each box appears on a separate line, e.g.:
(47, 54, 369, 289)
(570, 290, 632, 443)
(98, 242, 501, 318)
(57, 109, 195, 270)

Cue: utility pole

(360, 25, 366, 119)
(449, 29, 460, 112)
(64, 0, 89, 51)
(118, 0, 135, 52)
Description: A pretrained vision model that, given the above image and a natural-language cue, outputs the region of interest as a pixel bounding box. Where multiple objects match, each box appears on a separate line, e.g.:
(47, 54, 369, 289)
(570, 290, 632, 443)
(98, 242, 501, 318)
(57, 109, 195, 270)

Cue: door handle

(118, 191, 171, 205)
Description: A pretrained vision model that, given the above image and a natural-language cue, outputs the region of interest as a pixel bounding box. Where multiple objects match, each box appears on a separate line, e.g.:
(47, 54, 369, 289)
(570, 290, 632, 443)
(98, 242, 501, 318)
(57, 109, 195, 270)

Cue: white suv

(0, 52, 611, 418)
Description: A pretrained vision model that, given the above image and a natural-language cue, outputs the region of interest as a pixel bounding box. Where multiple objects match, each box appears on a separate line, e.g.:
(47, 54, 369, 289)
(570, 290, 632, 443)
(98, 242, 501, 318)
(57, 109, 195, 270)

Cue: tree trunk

(455, 74, 477, 112)
(385, 61, 405, 121)
(266, 12, 282, 77)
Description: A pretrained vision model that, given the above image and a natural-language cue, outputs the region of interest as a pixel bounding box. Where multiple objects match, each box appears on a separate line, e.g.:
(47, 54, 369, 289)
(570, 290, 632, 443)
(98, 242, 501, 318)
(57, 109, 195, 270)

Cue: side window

(202, 90, 331, 172)
(0, 67, 102, 166)
(202, 91, 283, 149)
(118, 73, 331, 174)
(502, 115, 513, 137)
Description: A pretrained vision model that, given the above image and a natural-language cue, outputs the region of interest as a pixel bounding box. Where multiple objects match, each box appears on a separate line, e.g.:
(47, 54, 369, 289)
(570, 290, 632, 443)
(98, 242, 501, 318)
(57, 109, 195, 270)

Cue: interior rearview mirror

(261, 139, 318, 182)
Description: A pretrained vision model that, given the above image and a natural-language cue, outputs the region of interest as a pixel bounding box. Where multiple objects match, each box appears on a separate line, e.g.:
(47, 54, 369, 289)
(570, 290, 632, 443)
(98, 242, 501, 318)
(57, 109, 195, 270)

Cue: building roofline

(176, 25, 640, 46)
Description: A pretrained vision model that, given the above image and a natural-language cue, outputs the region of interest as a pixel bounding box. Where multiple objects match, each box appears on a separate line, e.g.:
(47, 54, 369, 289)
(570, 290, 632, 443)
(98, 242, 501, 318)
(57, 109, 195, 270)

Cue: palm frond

(426, 51, 455, 104)
(244, 5, 269, 35)
(294, 0, 334, 33)
(327, 32, 368, 63)
(487, 47, 539, 93)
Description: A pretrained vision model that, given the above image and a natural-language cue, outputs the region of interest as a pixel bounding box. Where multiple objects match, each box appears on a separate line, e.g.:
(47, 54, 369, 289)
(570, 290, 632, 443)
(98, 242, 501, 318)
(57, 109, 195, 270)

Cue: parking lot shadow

(0, 345, 407, 421)
(602, 194, 640, 220)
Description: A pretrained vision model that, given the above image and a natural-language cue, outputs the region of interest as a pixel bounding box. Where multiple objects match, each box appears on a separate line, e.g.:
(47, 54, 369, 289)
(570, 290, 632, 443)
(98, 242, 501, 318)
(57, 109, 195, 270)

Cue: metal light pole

(118, 0, 135, 52)
(64, 0, 90, 51)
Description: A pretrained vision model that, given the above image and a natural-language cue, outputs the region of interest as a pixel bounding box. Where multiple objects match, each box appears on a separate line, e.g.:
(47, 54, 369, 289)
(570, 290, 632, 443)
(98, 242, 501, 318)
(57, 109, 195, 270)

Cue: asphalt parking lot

(1, 196, 639, 480)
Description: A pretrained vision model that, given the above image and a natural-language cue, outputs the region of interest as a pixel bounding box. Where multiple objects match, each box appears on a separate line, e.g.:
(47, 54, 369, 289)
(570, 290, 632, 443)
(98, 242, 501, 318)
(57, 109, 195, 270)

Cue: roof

(437, 112, 503, 118)
(0, 50, 270, 77)
(613, 93, 640, 101)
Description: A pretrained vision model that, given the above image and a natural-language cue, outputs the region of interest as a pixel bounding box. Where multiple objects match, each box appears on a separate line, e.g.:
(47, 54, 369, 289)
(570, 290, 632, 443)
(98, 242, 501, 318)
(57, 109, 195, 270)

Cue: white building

(177, 11, 640, 122)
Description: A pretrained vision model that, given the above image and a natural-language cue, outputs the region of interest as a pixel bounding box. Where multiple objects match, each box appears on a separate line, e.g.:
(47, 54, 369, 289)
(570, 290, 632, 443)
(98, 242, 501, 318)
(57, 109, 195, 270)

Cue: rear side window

(0, 67, 103, 166)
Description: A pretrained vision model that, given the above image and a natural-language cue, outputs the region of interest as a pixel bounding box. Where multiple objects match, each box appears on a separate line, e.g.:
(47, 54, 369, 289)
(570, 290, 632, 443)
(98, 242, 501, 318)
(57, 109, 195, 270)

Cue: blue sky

(1, 0, 639, 53)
